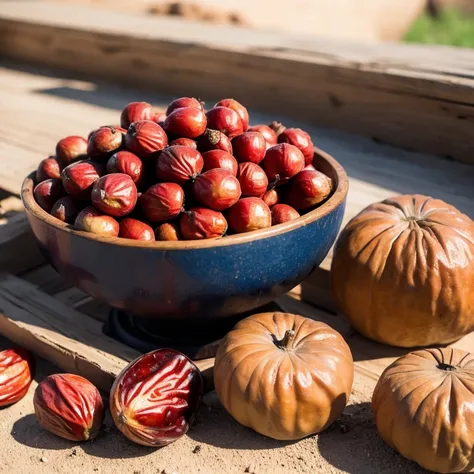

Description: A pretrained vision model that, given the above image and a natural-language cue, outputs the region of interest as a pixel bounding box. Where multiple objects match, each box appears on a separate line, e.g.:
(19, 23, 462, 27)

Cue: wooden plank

(1, 2, 474, 164)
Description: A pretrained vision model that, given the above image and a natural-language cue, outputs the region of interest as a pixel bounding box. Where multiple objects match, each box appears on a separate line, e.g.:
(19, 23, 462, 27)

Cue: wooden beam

(1, 2, 474, 164)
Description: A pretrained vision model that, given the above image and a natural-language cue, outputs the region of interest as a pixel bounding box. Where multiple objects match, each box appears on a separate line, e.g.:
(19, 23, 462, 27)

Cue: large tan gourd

(331, 194, 474, 347)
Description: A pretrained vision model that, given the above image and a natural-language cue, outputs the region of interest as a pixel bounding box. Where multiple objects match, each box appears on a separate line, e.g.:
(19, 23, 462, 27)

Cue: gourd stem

(275, 329, 295, 350)
(438, 363, 456, 372)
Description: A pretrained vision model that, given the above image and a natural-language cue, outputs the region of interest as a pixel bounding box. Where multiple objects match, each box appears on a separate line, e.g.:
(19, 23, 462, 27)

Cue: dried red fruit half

(198, 129, 233, 154)
(271, 204, 300, 225)
(120, 101, 154, 129)
(50, 196, 84, 224)
(164, 107, 207, 139)
(237, 162, 268, 197)
(260, 188, 280, 208)
(56, 136, 88, 165)
(156, 146, 204, 184)
(155, 221, 181, 241)
(166, 97, 204, 116)
(206, 107, 243, 139)
(34, 179, 66, 212)
(202, 150, 238, 176)
(231, 132, 266, 164)
(61, 160, 104, 199)
(180, 208, 227, 240)
(75, 206, 120, 237)
(119, 218, 155, 241)
(110, 349, 203, 447)
(91, 174, 138, 217)
(227, 197, 272, 234)
(248, 124, 277, 147)
(34, 374, 105, 441)
(140, 183, 184, 222)
(107, 151, 144, 184)
(0, 348, 32, 407)
(87, 126, 123, 160)
(263, 143, 305, 185)
(278, 128, 314, 166)
(192, 169, 241, 211)
(214, 98, 249, 131)
(286, 169, 333, 210)
(36, 157, 61, 182)
(125, 120, 168, 159)
(170, 138, 198, 149)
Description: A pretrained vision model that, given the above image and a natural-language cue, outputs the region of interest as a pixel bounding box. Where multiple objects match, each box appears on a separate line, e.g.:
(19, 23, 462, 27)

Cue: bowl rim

(22, 147, 349, 250)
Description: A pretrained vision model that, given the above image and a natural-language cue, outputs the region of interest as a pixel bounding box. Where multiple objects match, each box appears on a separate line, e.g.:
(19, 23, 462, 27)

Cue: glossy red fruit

(206, 107, 244, 139)
(271, 204, 300, 225)
(75, 206, 120, 237)
(106, 151, 144, 184)
(278, 128, 314, 166)
(287, 170, 333, 210)
(50, 196, 84, 224)
(36, 157, 61, 182)
(87, 126, 123, 159)
(125, 120, 168, 159)
(153, 110, 167, 125)
(120, 101, 154, 129)
(263, 143, 305, 184)
(202, 150, 238, 176)
(166, 97, 204, 116)
(164, 107, 207, 139)
(260, 188, 280, 208)
(170, 138, 198, 149)
(61, 160, 103, 199)
(237, 162, 268, 197)
(56, 136, 88, 165)
(215, 98, 249, 131)
(198, 129, 233, 154)
(155, 221, 181, 241)
(34, 374, 105, 441)
(232, 132, 266, 164)
(140, 183, 184, 222)
(248, 124, 277, 147)
(119, 218, 155, 241)
(156, 146, 204, 185)
(303, 163, 317, 171)
(0, 348, 32, 407)
(91, 174, 138, 217)
(268, 121, 286, 136)
(193, 169, 241, 211)
(34, 179, 66, 212)
(227, 197, 272, 234)
(110, 348, 203, 447)
(180, 208, 227, 240)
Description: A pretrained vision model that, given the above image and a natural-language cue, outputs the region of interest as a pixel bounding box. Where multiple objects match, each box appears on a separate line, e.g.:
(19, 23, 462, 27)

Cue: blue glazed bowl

(22, 148, 348, 325)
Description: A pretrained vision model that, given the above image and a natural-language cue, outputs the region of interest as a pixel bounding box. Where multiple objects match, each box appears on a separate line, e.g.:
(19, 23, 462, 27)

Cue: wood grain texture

(1, 2, 474, 163)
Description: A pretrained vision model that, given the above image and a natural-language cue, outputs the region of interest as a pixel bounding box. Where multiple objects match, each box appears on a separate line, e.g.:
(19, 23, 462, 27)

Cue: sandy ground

(0, 336, 429, 474)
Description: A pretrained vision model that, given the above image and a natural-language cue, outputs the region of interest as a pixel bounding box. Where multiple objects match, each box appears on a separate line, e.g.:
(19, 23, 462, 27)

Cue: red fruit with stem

(75, 206, 120, 237)
(248, 125, 277, 147)
(50, 196, 84, 224)
(125, 121, 168, 159)
(237, 162, 268, 197)
(170, 138, 197, 149)
(202, 150, 238, 176)
(91, 174, 138, 217)
(34, 179, 66, 212)
(56, 136, 88, 165)
(36, 157, 61, 182)
(192, 169, 241, 211)
(166, 97, 204, 116)
(206, 107, 243, 139)
(198, 129, 233, 154)
(231, 132, 266, 164)
(107, 151, 144, 184)
(109, 348, 203, 447)
(155, 221, 181, 241)
(156, 146, 204, 184)
(286, 169, 332, 210)
(260, 188, 280, 208)
(0, 348, 32, 407)
(180, 208, 227, 240)
(227, 197, 271, 234)
(140, 183, 184, 222)
(119, 218, 155, 241)
(263, 143, 305, 185)
(278, 128, 314, 166)
(61, 160, 104, 199)
(271, 204, 300, 225)
(120, 102, 154, 129)
(88, 126, 123, 160)
(215, 98, 249, 131)
(164, 107, 207, 139)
